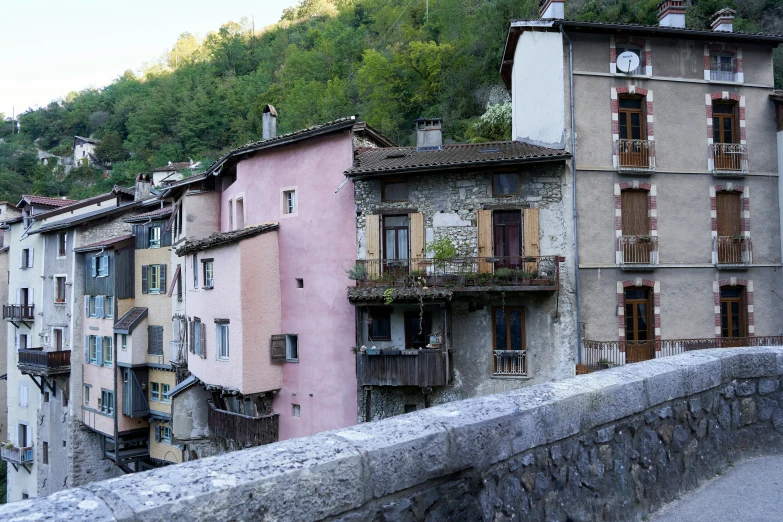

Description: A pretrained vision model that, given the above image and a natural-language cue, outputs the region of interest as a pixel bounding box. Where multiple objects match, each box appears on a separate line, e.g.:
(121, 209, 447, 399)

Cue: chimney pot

(539, 0, 564, 19)
(711, 8, 736, 32)
(262, 104, 278, 140)
(415, 118, 443, 151)
(658, 0, 686, 28)
(134, 173, 152, 201)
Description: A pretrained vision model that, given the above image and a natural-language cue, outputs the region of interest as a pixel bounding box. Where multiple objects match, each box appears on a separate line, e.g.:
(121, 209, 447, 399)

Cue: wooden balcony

(18, 348, 71, 376)
(358, 349, 451, 387)
(616, 139, 655, 173)
(351, 256, 561, 293)
(618, 236, 658, 270)
(3, 304, 34, 321)
(712, 143, 748, 175)
(714, 236, 752, 268)
(577, 336, 783, 374)
(207, 402, 279, 447)
(1, 444, 33, 466)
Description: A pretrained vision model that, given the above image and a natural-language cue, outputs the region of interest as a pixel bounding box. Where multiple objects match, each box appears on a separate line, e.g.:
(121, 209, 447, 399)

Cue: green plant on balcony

(427, 236, 459, 270)
(383, 288, 395, 305)
(345, 263, 367, 281)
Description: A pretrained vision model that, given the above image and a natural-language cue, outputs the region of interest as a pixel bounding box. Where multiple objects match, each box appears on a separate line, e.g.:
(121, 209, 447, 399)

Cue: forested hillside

(1, 0, 780, 203)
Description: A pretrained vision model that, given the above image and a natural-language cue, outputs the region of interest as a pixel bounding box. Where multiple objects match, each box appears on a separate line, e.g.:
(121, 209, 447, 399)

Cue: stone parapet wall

(4, 347, 783, 521)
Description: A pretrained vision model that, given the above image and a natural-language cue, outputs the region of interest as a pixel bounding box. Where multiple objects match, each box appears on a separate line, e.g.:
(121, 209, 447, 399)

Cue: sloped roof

(32, 201, 143, 234)
(348, 286, 454, 303)
(167, 375, 199, 399)
(123, 206, 173, 222)
(152, 162, 195, 172)
(175, 223, 278, 256)
(74, 234, 134, 253)
(74, 135, 98, 144)
(114, 307, 148, 334)
(18, 195, 78, 208)
(346, 141, 569, 177)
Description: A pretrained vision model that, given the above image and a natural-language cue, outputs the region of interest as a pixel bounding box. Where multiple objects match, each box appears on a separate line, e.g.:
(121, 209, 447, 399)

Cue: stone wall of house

(76, 217, 132, 248)
(4, 348, 783, 521)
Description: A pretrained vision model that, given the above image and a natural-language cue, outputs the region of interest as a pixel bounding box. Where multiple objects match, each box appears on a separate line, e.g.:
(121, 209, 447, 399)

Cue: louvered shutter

(96, 296, 105, 319)
(15, 333, 19, 350)
(409, 213, 425, 272)
(189, 320, 195, 353)
(160, 265, 166, 293)
(86, 296, 90, 316)
(477, 210, 493, 273)
(16, 289, 21, 305)
(154, 425, 161, 442)
(200, 323, 207, 359)
(28, 289, 33, 306)
(18, 250, 23, 268)
(141, 266, 149, 294)
(20, 385, 28, 407)
(365, 214, 380, 278)
(29, 248, 34, 268)
(85, 335, 90, 361)
(621, 190, 649, 236)
(523, 208, 540, 273)
(271, 335, 286, 361)
(91, 257, 97, 277)
(96, 336, 103, 365)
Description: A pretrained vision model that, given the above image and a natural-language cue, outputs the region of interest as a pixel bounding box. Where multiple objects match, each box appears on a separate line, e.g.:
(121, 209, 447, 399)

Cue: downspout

(560, 24, 582, 367)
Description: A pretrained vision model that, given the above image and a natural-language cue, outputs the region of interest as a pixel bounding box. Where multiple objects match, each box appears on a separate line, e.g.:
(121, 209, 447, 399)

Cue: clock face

(616, 51, 641, 73)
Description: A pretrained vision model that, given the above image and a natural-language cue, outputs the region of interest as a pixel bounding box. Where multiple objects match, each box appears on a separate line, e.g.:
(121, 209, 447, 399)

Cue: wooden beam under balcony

(207, 402, 279, 447)
(358, 349, 451, 387)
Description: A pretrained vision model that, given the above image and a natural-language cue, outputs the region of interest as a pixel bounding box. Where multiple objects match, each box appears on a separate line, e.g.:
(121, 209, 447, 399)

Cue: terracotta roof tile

(20, 195, 78, 207)
(175, 223, 279, 256)
(124, 206, 173, 221)
(346, 141, 569, 176)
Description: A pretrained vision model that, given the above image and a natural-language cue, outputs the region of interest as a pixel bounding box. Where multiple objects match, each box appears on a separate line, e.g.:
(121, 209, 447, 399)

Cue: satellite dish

(616, 51, 641, 73)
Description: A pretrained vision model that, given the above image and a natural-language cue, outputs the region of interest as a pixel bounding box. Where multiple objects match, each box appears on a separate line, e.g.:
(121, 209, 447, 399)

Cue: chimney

(415, 118, 443, 151)
(711, 8, 736, 32)
(262, 104, 278, 140)
(135, 174, 151, 201)
(658, 0, 686, 28)
(539, 0, 564, 19)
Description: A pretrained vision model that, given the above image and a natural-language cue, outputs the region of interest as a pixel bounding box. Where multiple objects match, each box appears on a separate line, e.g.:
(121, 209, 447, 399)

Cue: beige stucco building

(504, 1, 783, 370)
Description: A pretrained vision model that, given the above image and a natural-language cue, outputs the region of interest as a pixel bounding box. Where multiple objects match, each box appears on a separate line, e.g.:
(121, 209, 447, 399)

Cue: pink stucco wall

(222, 130, 358, 440)
(185, 233, 283, 395)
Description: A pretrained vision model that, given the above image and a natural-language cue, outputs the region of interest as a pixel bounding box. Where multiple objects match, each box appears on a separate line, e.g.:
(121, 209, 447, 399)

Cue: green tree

(94, 131, 127, 163)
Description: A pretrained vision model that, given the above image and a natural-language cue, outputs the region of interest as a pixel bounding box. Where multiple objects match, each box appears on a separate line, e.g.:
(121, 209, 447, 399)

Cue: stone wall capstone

(3, 347, 783, 521)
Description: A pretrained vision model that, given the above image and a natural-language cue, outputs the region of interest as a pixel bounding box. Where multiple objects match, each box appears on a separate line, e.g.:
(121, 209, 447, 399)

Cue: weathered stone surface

(758, 378, 779, 395)
(4, 347, 783, 522)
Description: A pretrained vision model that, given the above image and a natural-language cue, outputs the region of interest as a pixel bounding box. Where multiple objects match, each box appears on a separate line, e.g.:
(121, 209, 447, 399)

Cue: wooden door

(493, 211, 522, 268)
(716, 192, 742, 264)
(621, 190, 651, 263)
(720, 286, 747, 340)
(624, 288, 654, 362)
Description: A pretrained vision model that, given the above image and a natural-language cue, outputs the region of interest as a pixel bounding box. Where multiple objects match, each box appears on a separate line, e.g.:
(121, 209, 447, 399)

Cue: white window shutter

(19, 385, 28, 407)
(29, 248, 34, 267)
(28, 289, 33, 306)
(16, 289, 20, 305)
(18, 250, 23, 268)
(15, 333, 19, 349)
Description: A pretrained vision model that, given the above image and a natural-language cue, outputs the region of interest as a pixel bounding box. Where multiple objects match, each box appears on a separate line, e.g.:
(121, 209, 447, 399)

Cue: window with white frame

(286, 334, 298, 362)
(55, 276, 66, 303)
(84, 385, 90, 407)
(121, 334, 127, 351)
(149, 264, 163, 294)
(161, 383, 170, 403)
(161, 425, 172, 444)
(92, 254, 109, 277)
(103, 337, 112, 366)
(203, 259, 214, 288)
(20, 248, 33, 269)
(710, 54, 735, 82)
(57, 232, 67, 257)
(104, 296, 113, 318)
(151, 382, 160, 402)
(283, 189, 297, 215)
(149, 226, 161, 248)
(216, 322, 229, 360)
(100, 389, 114, 415)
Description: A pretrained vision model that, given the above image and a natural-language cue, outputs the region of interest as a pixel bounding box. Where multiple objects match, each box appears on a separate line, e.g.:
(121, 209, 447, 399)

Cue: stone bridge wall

(4, 347, 783, 521)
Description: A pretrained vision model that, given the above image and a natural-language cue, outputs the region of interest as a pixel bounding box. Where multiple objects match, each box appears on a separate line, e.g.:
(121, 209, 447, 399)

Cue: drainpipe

(560, 24, 582, 367)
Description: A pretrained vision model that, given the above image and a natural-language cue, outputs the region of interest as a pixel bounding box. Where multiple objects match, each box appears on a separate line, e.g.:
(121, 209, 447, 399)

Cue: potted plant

(427, 236, 459, 271)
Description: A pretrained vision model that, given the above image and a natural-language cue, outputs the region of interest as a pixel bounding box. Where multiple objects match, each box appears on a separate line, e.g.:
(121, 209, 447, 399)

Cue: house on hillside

(73, 136, 109, 169)
(503, 0, 783, 371)
(347, 118, 575, 420)
(150, 160, 202, 187)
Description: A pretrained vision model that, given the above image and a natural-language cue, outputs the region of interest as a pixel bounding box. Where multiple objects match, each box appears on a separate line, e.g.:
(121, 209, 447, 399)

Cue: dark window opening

(493, 210, 522, 268)
(369, 308, 391, 341)
(382, 180, 408, 202)
(492, 173, 520, 196)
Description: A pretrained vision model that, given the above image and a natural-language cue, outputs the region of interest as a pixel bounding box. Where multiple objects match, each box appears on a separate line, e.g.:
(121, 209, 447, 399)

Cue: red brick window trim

(713, 279, 754, 338)
(611, 87, 655, 169)
(614, 182, 658, 264)
(617, 279, 661, 350)
(710, 184, 750, 264)
(706, 92, 746, 171)
(703, 43, 743, 83)
(610, 36, 652, 76)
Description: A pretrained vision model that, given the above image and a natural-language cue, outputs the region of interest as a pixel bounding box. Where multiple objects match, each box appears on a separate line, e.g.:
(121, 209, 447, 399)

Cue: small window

(296, 278, 304, 288)
(89, 336, 98, 364)
(492, 173, 521, 196)
(43, 441, 48, 464)
(228, 200, 234, 231)
(236, 198, 245, 229)
(286, 334, 298, 362)
(382, 180, 408, 202)
(283, 190, 297, 215)
(369, 309, 391, 341)
(88, 297, 96, 317)
(100, 390, 114, 415)
(149, 226, 161, 248)
(292, 404, 301, 417)
(55, 277, 66, 303)
(57, 232, 67, 257)
(53, 328, 63, 351)
(151, 382, 160, 402)
(161, 383, 171, 403)
(193, 255, 198, 288)
(84, 386, 90, 407)
(149, 265, 163, 293)
(103, 337, 112, 366)
(21, 249, 32, 268)
(121, 334, 127, 351)
(710, 54, 735, 82)
(216, 323, 229, 360)
(104, 296, 113, 318)
(44, 392, 49, 403)
(93, 254, 109, 277)
(161, 426, 172, 444)
(203, 260, 214, 288)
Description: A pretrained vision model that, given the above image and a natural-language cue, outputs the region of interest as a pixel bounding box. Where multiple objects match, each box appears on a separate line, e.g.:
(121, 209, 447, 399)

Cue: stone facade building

(347, 121, 576, 420)
(503, 1, 783, 371)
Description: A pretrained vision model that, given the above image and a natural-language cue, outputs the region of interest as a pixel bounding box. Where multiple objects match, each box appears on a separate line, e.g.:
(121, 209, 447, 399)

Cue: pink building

(168, 113, 393, 449)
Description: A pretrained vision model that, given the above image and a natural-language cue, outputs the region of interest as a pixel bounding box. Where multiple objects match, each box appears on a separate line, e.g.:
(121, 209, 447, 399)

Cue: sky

(0, 0, 299, 118)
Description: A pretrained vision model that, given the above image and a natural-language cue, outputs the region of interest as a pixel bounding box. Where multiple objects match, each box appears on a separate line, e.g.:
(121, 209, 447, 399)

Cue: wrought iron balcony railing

(0, 444, 34, 466)
(714, 236, 752, 267)
(493, 350, 527, 377)
(350, 256, 561, 291)
(207, 402, 279, 447)
(577, 336, 783, 374)
(712, 143, 748, 174)
(616, 139, 655, 172)
(3, 304, 34, 321)
(357, 348, 450, 387)
(710, 63, 736, 82)
(18, 348, 71, 376)
(618, 236, 659, 267)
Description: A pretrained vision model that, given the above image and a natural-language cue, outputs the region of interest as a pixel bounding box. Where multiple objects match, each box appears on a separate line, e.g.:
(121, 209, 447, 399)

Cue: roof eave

(346, 153, 571, 179)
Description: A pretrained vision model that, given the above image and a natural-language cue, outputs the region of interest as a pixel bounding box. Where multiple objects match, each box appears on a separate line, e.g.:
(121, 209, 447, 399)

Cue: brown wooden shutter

(621, 190, 649, 236)
(365, 214, 380, 277)
(716, 192, 741, 236)
(270, 334, 286, 361)
(409, 213, 425, 272)
(477, 210, 493, 273)
(523, 208, 540, 273)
